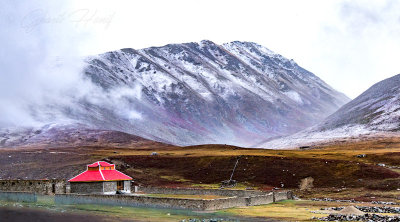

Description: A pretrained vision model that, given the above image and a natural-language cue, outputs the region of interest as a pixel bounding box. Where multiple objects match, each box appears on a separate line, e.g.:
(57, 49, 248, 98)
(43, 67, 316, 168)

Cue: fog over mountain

(0, 40, 349, 147)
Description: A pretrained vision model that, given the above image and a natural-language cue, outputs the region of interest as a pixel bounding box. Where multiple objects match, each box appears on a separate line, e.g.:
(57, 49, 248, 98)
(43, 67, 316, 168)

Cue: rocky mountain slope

(1, 40, 349, 147)
(0, 123, 166, 148)
(258, 74, 400, 148)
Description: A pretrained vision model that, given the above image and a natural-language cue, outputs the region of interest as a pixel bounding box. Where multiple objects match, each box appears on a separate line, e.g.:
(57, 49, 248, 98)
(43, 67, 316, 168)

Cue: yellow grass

(223, 200, 329, 221)
(160, 175, 192, 183)
(223, 199, 400, 221)
(89, 138, 400, 167)
(299, 188, 400, 202)
(190, 182, 252, 190)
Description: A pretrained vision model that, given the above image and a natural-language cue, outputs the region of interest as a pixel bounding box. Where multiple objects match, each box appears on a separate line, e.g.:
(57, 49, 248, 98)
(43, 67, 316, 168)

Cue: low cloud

(0, 1, 140, 128)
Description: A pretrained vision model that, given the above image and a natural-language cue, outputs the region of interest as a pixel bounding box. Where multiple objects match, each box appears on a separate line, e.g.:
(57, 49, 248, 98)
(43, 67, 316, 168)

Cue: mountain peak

(198, 39, 217, 45)
(223, 41, 276, 55)
(79, 40, 350, 146)
(2, 40, 350, 148)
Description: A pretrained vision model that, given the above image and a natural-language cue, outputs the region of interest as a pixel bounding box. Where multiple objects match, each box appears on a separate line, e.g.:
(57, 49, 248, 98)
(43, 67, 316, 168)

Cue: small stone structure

(0, 179, 66, 195)
(70, 181, 131, 194)
(69, 161, 132, 194)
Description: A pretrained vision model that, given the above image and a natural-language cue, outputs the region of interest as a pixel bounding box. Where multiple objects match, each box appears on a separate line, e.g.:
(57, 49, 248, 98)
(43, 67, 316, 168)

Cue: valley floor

(0, 136, 399, 220)
(0, 195, 278, 222)
(1, 197, 399, 221)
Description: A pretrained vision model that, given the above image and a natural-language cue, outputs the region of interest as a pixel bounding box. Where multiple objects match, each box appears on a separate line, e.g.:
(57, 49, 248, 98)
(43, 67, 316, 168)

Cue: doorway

(117, 181, 124, 190)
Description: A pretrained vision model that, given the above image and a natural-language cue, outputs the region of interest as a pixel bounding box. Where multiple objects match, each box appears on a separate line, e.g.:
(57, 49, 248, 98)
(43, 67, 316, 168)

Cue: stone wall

(247, 194, 274, 206)
(275, 190, 292, 202)
(137, 187, 264, 197)
(0, 180, 66, 195)
(55, 194, 246, 210)
(0, 180, 132, 195)
(70, 182, 103, 194)
(203, 196, 248, 210)
(56, 194, 206, 210)
(124, 181, 131, 193)
(55, 191, 292, 211)
(103, 181, 117, 194)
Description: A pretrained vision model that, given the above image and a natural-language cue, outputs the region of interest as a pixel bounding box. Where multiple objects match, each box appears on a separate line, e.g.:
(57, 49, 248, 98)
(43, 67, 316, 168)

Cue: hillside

(0, 123, 169, 149)
(258, 74, 400, 148)
(0, 140, 398, 196)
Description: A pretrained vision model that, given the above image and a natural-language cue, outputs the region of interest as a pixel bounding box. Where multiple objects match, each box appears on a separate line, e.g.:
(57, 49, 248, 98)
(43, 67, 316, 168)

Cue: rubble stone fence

(55, 190, 293, 210)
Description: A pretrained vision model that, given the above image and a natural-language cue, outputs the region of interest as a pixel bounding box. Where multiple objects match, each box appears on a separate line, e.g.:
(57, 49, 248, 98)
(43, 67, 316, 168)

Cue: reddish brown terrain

(0, 132, 399, 202)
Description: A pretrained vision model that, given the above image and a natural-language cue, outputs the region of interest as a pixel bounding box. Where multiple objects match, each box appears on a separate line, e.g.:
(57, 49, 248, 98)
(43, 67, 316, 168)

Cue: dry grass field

(0, 136, 399, 221)
(0, 136, 399, 202)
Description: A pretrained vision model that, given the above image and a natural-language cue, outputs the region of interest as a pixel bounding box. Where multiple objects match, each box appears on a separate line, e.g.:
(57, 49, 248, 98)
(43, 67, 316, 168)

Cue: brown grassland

(0, 136, 399, 221)
(0, 136, 399, 202)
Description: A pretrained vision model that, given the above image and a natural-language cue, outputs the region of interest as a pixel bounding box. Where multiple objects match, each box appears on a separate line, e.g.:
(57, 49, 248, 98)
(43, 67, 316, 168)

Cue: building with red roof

(68, 161, 132, 194)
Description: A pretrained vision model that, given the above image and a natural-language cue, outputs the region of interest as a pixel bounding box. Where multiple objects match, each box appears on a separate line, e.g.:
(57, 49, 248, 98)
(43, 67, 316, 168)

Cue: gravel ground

(315, 213, 400, 221)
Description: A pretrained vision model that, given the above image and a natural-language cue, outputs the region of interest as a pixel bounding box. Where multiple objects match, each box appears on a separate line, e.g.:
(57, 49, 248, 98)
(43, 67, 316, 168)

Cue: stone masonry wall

(275, 191, 292, 202)
(137, 187, 264, 197)
(124, 181, 131, 193)
(70, 182, 103, 194)
(55, 191, 292, 211)
(0, 180, 66, 195)
(247, 193, 275, 206)
(0, 180, 132, 195)
(103, 181, 117, 194)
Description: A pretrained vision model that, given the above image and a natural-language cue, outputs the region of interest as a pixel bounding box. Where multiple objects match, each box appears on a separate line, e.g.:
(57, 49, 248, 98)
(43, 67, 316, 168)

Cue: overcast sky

(1, 0, 400, 126)
(67, 0, 400, 98)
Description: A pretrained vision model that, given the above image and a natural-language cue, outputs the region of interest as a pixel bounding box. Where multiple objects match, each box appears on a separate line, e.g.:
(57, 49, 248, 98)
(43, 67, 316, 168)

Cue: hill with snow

(0, 40, 349, 147)
(258, 74, 400, 149)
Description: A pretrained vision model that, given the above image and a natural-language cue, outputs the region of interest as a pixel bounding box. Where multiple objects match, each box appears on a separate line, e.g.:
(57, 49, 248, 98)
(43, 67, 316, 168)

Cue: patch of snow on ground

(284, 91, 303, 104)
(257, 125, 373, 149)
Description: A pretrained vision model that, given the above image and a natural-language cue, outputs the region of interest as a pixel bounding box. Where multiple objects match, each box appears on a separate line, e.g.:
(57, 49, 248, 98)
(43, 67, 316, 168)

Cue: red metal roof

(69, 170, 104, 182)
(68, 161, 132, 182)
(101, 170, 132, 181)
(87, 161, 114, 167)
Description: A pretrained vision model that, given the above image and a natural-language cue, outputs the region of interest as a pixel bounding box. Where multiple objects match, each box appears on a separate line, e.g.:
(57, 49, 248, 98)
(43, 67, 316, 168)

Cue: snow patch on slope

(257, 125, 373, 149)
(284, 91, 303, 104)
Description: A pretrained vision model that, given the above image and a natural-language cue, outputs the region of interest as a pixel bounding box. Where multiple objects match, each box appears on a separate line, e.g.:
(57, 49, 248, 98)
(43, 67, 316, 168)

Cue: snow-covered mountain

(1, 40, 349, 147)
(259, 74, 400, 149)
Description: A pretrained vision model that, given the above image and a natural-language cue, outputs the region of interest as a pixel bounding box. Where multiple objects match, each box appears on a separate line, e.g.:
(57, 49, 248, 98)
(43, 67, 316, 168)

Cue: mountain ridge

(1, 40, 350, 148)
